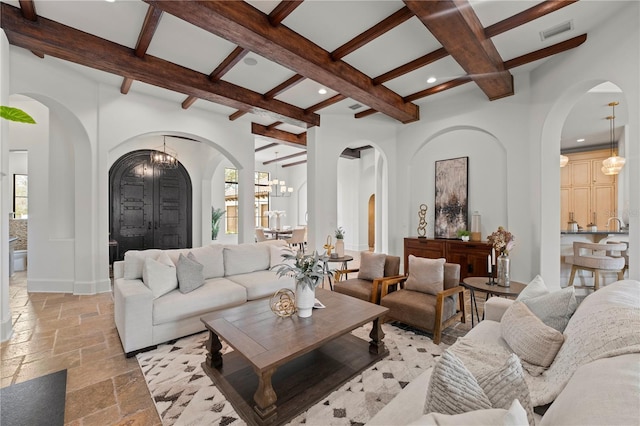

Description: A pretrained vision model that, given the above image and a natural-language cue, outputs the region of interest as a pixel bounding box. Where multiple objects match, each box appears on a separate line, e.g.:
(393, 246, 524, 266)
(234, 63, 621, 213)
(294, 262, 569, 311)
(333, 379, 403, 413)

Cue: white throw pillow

(412, 399, 528, 426)
(141, 251, 178, 298)
(269, 244, 295, 269)
(515, 275, 548, 301)
(501, 302, 564, 369)
(405, 255, 445, 296)
(123, 249, 162, 279)
(177, 252, 205, 294)
(357, 251, 387, 281)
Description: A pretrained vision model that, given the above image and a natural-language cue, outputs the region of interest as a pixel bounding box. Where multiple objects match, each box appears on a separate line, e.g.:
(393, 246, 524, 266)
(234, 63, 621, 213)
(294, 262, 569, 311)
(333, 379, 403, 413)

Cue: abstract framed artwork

(434, 156, 469, 238)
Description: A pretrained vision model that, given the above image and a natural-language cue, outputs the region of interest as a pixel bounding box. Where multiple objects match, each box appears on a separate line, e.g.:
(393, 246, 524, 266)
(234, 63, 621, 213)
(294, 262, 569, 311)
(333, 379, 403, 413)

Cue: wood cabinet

(560, 149, 617, 230)
(404, 238, 492, 280)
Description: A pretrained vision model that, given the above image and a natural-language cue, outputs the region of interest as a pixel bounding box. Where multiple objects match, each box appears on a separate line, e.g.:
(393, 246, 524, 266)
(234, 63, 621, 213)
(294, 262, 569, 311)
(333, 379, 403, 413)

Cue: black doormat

(1, 369, 67, 426)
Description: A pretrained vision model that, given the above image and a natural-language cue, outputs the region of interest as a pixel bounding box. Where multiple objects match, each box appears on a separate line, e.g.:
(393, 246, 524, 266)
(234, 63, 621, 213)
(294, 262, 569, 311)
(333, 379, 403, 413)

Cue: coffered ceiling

(0, 0, 631, 165)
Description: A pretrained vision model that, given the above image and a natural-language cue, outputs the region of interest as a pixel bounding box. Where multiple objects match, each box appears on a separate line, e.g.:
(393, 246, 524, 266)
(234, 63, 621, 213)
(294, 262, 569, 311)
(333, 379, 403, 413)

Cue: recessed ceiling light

(427, 76, 437, 84)
(318, 88, 327, 95)
(243, 57, 257, 66)
(577, 138, 585, 143)
(105, 0, 115, 2)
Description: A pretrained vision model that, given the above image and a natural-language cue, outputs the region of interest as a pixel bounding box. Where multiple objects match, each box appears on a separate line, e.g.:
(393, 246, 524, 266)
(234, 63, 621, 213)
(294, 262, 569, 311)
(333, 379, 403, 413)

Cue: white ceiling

(2, 0, 632, 163)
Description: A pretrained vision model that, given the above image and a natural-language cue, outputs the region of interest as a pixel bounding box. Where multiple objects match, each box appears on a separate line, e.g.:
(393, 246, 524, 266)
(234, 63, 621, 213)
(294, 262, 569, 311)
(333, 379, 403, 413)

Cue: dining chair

(566, 241, 627, 291)
(255, 228, 269, 242)
(284, 228, 306, 252)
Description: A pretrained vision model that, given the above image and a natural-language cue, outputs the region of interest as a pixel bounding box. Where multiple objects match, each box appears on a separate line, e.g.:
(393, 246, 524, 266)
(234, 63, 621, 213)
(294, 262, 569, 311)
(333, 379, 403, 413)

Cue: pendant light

(150, 136, 178, 169)
(268, 152, 293, 197)
(601, 102, 625, 176)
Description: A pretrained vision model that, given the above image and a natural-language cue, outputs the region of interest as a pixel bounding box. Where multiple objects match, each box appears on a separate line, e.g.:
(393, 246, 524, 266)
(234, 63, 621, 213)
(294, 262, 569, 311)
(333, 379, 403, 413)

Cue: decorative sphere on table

(270, 288, 296, 317)
(417, 204, 428, 237)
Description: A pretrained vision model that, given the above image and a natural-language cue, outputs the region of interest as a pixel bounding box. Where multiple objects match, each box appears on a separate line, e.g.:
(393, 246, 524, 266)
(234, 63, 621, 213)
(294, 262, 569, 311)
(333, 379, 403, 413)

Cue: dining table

(263, 229, 293, 240)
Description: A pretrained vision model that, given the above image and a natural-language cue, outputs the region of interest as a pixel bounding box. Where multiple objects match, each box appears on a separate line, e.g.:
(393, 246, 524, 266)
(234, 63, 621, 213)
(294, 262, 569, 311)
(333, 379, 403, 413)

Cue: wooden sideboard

(404, 237, 492, 280)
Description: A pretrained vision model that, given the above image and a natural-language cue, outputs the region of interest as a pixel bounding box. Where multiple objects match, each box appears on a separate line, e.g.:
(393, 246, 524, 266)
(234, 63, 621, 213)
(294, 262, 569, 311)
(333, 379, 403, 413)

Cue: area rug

(137, 323, 448, 426)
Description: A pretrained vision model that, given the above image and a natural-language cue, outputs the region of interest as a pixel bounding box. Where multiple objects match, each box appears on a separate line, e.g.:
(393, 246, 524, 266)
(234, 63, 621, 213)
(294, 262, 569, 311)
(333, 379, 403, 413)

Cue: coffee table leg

(369, 317, 386, 355)
(205, 330, 224, 369)
(253, 367, 277, 420)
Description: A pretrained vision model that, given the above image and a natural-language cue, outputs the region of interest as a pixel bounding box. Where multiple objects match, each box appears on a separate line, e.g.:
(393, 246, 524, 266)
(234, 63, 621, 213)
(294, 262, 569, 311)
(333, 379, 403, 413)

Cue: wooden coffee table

(200, 288, 389, 426)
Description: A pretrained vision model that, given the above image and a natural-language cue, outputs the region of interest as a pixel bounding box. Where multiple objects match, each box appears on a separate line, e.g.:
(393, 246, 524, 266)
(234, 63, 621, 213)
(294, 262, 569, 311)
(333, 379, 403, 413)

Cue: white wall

(8, 150, 27, 214)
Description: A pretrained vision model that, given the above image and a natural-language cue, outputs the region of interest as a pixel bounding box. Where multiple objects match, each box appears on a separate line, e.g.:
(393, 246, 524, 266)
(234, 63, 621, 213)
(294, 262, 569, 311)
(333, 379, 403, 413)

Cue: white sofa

(368, 279, 640, 425)
(113, 239, 295, 356)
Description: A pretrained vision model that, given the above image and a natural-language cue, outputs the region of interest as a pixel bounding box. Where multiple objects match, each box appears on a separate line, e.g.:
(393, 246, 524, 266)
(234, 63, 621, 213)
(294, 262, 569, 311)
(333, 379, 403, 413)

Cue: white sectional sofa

(113, 239, 294, 356)
(368, 279, 640, 425)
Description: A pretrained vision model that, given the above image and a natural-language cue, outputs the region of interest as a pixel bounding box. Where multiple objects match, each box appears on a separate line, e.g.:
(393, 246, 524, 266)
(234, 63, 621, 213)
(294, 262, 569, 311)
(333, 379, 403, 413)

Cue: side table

(461, 277, 527, 327)
(323, 255, 354, 290)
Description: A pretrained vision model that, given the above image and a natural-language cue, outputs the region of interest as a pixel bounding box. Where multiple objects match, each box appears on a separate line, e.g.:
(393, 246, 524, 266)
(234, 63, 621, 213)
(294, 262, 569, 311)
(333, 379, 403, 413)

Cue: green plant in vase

(335, 227, 345, 256)
(457, 229, 471, 241)
(211, 207, 225, 240)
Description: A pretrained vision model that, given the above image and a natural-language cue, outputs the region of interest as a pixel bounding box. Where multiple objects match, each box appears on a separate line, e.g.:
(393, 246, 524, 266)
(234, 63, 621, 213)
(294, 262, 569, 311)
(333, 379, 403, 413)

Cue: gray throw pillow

(357, 251, 386, 281)
(522, 286, 578, 332)
(405, 255, 445, 295)
(177, 252, 205, 294)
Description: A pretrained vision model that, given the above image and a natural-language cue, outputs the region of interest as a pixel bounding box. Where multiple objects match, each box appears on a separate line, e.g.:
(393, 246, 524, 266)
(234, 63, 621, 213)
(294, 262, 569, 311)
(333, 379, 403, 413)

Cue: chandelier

(601, 101, 625, 176)
(268, 152, 293, 197)
(150, 136, 178, 169)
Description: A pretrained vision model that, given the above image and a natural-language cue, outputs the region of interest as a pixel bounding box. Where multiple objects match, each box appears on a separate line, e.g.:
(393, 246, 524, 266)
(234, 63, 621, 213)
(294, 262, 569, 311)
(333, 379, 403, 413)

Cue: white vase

(335, 238, 345, 257)
(296, 281, 315, 318)
(275, 215, 281, 230)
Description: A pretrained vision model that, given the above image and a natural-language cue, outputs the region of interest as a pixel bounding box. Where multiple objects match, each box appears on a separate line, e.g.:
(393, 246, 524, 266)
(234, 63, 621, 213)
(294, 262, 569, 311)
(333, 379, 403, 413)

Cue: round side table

(461, 277, 527, 327)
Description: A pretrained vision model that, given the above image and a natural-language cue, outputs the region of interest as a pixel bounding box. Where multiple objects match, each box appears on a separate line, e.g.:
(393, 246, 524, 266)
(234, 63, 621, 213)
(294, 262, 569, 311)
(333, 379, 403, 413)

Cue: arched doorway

(109, 150, 192, 258)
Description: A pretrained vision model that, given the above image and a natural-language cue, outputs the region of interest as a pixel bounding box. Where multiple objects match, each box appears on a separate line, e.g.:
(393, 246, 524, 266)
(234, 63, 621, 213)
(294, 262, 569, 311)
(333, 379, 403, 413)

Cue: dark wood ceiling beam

(331, 6, 414, 61)
(183, 46, 248, 109)
(121, 5, 163, 95)
(267, 121, 283, 130)
(269, 1, 304, 26)
(504, 33, 587, 70)
(0, 3, 319, 127)
(404, 0, 513, 101)
(146, 0, 419, 123)
(255, 142, 279, 152)
(252, 123, 307, 147)
(305, 94, 346, 114)
(18, 0, 43, 57)
(282, 159, 307, 168)
(354, 109, 378, 119)
(263, 150, 306, 165)
(485, 0, 579, 38)
(404, 76, 473, 102)
(373, 48, 448, 85)
(228, 73, 304, 121)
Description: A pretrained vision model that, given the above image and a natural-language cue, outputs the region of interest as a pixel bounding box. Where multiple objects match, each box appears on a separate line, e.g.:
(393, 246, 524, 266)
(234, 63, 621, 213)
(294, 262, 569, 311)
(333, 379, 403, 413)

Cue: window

(224, 168, 271, 234)
(13, 174, 28, 218)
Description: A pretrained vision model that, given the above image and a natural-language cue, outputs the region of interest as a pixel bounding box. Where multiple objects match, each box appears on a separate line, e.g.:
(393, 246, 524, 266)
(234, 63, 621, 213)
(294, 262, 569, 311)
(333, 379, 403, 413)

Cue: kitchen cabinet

(404, 238, 492, 280)
(560, 149, 617, 230)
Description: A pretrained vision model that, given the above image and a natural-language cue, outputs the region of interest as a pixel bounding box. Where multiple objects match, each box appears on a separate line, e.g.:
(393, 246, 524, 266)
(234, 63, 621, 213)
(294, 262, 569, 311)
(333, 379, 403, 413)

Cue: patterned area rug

(137, 323, 449, 426)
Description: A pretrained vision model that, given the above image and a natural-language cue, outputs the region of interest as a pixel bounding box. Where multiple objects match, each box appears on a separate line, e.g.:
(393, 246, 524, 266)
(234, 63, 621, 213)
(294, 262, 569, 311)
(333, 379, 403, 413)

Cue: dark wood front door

(109, 150, 192, 259)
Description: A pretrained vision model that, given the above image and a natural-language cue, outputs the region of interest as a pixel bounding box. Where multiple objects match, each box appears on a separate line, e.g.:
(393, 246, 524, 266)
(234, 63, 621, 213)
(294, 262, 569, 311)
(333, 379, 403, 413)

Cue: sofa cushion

(521, 286, 577, 332)
(476, 354, 534, 426)
(358, 251, 386, 281)
(501, 302, 564, 369)
(381, 289, 456, 331)
(153, 277, 247, 325)
(124, 249, 162, 279)
(226, 270, 295, 300)
(142, 252, 178, 298)
(412, 399, 528, 426)
(224, 243, 270, 276)
(539, 353, 640, 426)
(405, 256, 445, 295)
(166, 245, 225, 280)
(177, 253, 205, 294)
(424, 349, 492, 415)
(269, 244, 295, 269)
(335, 278, 379, 303)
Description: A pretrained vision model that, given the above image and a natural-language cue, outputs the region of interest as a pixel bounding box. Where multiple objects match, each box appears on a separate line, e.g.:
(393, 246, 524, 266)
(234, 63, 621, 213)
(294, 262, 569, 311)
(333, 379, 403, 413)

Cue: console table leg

(369, 317, 386, 355)
(253, 367, 277, 420)
(205, 331, 223, 369)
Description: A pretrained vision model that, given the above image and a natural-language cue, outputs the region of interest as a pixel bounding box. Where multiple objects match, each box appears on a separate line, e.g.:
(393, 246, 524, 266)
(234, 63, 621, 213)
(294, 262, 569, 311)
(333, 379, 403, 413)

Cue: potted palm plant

(211, 207, 225, 240)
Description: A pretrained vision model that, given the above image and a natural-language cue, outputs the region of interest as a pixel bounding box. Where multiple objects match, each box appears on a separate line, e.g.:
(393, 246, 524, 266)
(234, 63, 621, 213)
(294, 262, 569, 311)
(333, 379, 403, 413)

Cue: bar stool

(567, 241, 627, 291)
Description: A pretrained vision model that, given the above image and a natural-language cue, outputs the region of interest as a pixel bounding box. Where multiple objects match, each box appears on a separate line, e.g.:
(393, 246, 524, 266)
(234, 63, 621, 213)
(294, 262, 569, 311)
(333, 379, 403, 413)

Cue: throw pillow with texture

(412, 399, 528, 426)
(522, 286, 578, 332)
(424, 349, 492, 415)
(357, 251, 387, 281)
(177, 252, 205, 294)
(142, 251, 178, 299)
(405, 255, 445, 295)
(515, 275, 548, 301)
(476, 354, 535, 426)
(501, 302, 564, 369)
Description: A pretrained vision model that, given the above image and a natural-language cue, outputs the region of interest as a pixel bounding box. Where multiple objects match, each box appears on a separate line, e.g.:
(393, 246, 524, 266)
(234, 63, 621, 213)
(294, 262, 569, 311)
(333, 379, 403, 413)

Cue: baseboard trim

(28, 278, 74, 293)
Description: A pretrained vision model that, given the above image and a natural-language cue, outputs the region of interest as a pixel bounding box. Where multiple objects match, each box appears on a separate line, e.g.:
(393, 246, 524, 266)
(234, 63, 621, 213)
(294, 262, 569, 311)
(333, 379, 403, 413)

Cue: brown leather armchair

(379, 262, 465, 345)
(334, 254, 401, 304)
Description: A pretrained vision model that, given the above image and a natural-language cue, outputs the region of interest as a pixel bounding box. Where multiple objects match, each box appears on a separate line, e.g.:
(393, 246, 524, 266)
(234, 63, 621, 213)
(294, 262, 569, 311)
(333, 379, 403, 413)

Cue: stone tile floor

(1, 251, 483, 425)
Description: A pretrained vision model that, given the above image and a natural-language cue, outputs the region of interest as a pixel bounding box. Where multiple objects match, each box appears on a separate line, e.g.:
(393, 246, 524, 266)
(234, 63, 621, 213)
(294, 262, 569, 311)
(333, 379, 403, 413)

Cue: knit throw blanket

(449, 280, 640, 406)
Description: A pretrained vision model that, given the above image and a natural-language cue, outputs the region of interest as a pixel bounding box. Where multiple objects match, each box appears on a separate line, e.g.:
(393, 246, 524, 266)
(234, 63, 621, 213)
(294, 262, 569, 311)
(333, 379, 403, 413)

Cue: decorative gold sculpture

(270, 288, 296, 317)
(417, 204, 428, 237)
(323, 235, 334, 255)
